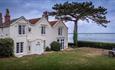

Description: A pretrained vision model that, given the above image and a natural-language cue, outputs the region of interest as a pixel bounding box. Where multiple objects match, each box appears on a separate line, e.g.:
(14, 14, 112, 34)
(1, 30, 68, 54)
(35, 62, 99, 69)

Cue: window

(43, 40, 46, 49)
(57, 38, 64, 49)
(18, 25, 26, 35)
(28, 46, 31, 51)
(58, 27, 62, 35)
(41, 26, 46, 34)
(20, 42, 23, 53)
(16, 42, 24, 53)
(16, 43, 19, 53)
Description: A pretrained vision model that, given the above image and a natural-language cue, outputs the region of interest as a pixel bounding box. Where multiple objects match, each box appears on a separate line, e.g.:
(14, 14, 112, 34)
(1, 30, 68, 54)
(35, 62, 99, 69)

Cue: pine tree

(49, 1, 110, 47)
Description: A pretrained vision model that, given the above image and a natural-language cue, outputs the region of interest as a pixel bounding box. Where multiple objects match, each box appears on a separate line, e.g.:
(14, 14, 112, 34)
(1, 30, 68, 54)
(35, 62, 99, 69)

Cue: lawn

(0, 47, 115, 70)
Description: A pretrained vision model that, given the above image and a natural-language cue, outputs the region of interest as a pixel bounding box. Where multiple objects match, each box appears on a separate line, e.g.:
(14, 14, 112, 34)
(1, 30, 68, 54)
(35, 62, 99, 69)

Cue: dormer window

(18, 25, 26, 35)
(58, 27, 63, 35)
(41, 26, 46, 35)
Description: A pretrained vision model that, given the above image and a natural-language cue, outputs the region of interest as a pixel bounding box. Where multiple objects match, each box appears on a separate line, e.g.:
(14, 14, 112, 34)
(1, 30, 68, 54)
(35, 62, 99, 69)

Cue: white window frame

(58, 27, 63, 35)
(41, 25, 46, 35)
(16, 42, 24, 53)
(18, 25, 26, 35)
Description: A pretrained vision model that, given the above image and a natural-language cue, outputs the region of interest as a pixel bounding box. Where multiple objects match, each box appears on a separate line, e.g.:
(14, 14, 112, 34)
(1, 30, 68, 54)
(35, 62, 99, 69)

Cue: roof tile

(29, 18, 40, 24)
(49, 21, 57, 26)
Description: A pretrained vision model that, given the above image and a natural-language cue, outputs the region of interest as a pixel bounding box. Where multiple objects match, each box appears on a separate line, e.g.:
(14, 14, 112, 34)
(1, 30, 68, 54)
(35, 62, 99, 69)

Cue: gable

(35, 17, 51, 27)
(18, 19, 27, 24)
(52, 20, 68, 29)
(11, 16, 30, 26)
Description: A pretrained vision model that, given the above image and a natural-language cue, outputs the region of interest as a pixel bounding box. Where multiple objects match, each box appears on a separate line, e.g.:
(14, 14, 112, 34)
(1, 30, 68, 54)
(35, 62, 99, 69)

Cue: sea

(68, 33, 115, 43)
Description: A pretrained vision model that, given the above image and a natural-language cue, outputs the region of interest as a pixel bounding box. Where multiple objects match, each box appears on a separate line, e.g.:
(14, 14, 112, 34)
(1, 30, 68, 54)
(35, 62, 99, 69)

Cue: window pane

(58, 28, 60, 35)
(58, 27, 62, 35)
(18, 25, 25, 35)
(28, 46, 31, 51)
(44, 26, 46, 34)
(60, 28, 62, 35)
(20, 42, 23, 53)
(41, 26, 43, 34)
(22, 25, 25, 34)
(41, 26, 46, 34)
(16, 43, 19, 53)
(18, 25, 21, 34)
(43, 40, 46, 49)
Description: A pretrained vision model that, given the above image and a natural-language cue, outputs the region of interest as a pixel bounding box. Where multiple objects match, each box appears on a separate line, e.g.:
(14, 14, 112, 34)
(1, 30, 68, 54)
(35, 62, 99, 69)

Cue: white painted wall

(0, 27, 10, 38)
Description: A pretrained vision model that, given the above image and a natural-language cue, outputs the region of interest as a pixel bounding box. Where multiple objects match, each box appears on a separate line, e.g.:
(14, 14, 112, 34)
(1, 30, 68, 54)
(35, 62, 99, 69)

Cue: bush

(0, 38, 14, 57)
(76, 41, 115, 50)
(45, 46, 51, 51)
(50, 41, 61, 51)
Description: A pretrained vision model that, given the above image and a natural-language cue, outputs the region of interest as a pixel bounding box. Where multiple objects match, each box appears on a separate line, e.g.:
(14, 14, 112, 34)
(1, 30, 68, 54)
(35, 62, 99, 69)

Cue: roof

(49, 20, 68, 29)
(0, 17, 20, 28)
(0, 16, 23, 28)
(28, 18, 41, 24)
(0, 17, 64, 28)
(49, 21, 57, 26)
(11, 18, 20, 23)
(0, 17, 41, 28)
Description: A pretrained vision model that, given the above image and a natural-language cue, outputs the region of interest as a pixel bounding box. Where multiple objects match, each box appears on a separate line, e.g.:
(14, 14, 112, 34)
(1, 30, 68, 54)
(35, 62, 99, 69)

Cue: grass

(0, 47, 115, 70)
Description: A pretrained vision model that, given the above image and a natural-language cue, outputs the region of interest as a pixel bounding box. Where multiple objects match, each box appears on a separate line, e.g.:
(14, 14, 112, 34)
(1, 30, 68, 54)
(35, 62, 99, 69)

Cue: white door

(30, 40, 44, 54)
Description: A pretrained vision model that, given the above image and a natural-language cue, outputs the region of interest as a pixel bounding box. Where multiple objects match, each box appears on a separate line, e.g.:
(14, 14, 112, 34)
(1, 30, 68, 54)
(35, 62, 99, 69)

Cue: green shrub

(45, 46, 51, 51)
(50, 41, 61, 51)
(0, 38, 14, 57)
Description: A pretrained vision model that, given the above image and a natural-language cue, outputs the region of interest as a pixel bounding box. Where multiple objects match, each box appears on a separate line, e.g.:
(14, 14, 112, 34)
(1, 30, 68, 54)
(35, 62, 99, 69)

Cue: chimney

(0, 12, 2, 24)
(42, 11, 49, 20)
(4, 9, 10, 24)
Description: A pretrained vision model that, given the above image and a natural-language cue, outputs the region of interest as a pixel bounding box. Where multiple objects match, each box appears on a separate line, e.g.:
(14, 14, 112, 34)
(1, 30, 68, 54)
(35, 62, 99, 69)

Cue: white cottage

(0, 9, 68, 57)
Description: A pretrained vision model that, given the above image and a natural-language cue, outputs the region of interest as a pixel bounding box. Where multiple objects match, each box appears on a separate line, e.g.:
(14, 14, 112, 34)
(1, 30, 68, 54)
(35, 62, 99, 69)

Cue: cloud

(0, 0, 115, 33)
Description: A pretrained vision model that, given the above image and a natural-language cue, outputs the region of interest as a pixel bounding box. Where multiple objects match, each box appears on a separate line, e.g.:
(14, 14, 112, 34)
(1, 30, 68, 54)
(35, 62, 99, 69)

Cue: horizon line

(68, 33, 115, 34)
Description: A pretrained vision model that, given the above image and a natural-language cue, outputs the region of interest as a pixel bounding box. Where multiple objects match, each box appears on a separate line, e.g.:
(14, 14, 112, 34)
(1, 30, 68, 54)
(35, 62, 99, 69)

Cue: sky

(0, 0, 115, 33)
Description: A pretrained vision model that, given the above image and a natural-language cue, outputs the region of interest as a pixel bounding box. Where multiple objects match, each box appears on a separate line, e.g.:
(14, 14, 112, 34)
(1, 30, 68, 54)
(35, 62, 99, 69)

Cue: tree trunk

(73, 20, 78, 47)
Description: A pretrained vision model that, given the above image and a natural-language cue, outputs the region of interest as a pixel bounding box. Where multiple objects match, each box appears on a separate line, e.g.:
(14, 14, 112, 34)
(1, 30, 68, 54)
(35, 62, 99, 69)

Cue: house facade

(0, 9, 68, 57)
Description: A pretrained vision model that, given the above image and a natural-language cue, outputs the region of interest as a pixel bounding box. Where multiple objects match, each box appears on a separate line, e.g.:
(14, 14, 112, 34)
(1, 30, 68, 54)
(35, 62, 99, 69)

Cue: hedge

(68, 41, 115, 50)
(0, 38, 14, 57)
